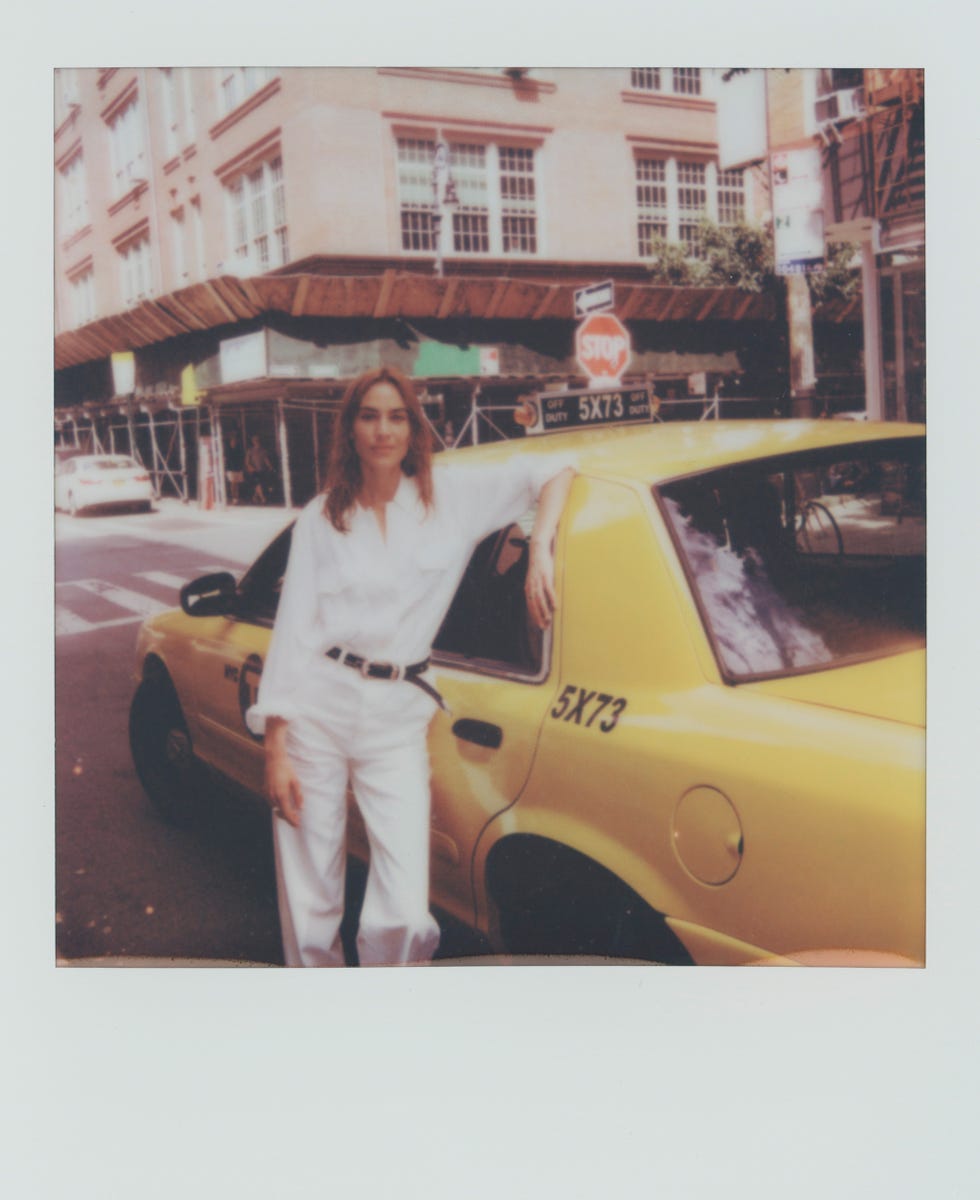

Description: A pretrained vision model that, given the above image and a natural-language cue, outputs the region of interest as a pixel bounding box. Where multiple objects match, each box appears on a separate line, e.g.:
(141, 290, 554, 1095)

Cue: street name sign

(574, 279, 615, 319)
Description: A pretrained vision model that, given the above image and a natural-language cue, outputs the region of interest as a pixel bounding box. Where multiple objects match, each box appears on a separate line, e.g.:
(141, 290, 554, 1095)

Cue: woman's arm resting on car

(526, 466, 576, 630)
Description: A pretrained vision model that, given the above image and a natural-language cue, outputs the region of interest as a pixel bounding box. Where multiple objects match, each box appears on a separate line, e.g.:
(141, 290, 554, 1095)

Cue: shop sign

(111, 351, 135, 396)
(772, 148, 826, 275)
(220, 330, 268, 384)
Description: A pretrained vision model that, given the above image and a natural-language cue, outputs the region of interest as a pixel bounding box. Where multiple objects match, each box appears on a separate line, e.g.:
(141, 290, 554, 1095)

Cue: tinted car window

(433, 513, 544, 677)
(657, 438, 926, 680)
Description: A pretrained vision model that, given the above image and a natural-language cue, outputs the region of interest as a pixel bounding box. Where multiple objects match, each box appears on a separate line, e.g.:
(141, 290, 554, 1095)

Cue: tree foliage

(643, 218, 860, 305)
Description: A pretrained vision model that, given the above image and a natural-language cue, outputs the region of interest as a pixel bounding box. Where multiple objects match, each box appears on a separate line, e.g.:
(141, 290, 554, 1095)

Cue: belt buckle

(370, 660, 402, 681)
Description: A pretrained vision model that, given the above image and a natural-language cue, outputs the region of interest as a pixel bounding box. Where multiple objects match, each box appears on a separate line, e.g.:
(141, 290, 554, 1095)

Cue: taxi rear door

(182, 528, 290, 792)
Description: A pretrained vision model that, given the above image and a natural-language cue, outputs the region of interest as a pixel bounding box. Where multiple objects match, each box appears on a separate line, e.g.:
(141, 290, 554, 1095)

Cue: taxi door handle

(451, 719, 503, 750)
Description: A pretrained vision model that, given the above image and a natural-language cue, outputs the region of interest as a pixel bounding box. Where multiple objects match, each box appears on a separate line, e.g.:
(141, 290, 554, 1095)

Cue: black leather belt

(326, 646, 447, 711)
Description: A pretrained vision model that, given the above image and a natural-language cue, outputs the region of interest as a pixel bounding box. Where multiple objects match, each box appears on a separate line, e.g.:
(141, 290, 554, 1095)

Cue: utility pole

(431, 141, 459, 278)
(786, 273, 817, 417)
(764, 70, 819, 418)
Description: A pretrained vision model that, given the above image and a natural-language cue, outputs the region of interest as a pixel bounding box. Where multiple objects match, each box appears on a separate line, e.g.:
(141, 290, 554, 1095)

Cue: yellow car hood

(745, 650, 925, 728)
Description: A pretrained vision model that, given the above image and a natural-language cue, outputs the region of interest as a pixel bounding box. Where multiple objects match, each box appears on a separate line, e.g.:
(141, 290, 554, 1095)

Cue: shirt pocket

(416, 540, 458, 576)
(316, 561, 355, 596)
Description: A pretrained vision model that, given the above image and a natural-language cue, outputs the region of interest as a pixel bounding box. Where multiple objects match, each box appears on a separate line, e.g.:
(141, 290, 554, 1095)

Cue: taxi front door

(421, 522, 561, 928)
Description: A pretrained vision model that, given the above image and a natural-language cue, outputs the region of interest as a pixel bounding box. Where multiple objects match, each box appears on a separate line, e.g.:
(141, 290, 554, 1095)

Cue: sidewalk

(146, 497, 298, 566)
(155, 495, 298, 530)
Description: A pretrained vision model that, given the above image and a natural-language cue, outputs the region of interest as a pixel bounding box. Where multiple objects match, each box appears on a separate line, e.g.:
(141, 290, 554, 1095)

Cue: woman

(247, 367, 576, 967)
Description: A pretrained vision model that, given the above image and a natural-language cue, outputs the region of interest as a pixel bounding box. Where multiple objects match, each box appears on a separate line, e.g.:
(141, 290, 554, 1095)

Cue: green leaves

(644, 219, 860, 305)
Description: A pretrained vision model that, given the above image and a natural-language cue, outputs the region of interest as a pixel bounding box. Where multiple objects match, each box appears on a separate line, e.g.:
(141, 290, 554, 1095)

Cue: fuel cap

(672, 786, 744, 885)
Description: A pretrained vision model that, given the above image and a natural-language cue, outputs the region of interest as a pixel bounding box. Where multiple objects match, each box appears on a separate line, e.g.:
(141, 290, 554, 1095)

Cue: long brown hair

(322, 366, 434, 532)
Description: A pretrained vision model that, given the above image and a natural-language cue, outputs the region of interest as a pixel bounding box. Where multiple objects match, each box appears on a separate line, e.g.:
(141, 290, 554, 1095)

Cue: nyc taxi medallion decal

(550, 684, 627, 733)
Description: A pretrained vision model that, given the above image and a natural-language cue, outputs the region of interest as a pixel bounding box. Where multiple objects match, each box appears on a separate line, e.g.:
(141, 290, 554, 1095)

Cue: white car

(55, 454, 154, 516)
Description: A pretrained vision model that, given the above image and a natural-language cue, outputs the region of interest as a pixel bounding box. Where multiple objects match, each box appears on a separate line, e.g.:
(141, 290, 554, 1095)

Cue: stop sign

(575, 312, 632, 383)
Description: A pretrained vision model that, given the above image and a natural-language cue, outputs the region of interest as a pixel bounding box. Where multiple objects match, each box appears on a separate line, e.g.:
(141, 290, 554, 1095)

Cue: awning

(54, 265, 829, 372)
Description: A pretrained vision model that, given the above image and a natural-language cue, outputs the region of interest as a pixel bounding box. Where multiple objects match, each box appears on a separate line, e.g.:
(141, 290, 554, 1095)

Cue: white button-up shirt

(246, 454, 574, 734)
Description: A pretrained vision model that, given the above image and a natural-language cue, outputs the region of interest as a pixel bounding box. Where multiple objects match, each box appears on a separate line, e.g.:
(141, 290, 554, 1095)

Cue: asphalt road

(55, 502, 490, 967)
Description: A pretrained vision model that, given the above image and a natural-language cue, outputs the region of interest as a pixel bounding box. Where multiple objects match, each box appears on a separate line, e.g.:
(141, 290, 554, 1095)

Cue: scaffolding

(55, 364, 783, 508)
(54, 398, 207, 503)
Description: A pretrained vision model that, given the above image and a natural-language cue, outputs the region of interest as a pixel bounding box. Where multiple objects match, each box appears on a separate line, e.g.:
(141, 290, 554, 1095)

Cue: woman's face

(352, 381, 412, 472)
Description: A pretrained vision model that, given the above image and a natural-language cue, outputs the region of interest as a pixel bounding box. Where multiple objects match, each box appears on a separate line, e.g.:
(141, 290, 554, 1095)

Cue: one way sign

(573, 279, 615, 319)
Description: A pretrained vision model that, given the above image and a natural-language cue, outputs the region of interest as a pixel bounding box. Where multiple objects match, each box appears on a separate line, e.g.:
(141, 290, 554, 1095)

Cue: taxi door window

(433, 509, 544, 678)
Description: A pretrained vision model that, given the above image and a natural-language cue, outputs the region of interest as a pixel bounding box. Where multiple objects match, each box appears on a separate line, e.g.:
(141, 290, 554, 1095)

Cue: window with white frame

(676, 161, 708, 255)
(499, 146, 537, 253)
(450, 143, 491, 253)
(159, 68, 180, 159)
(56, 68, 80, 126)
(216, 67, 273, 117)
(119, 235, 152, 307)
(225, 155, 289, 271)
(672, 69, 702, 96)
(630, 68, 662, 92)
(636, 158, 668, 256)
(396, 135, 539, 256)
(59, 152, 89, 236)
(69, 268, 96, 326)
(171, 210, 187, 284)
(629, 68, 702, 96)
(637, 156, 743, 258)
(396, 137, 439, 251)
(181, 69, 197, 142)
(190, 198, 205, 280)
(107, 95, 146, 198)
(717, 167, 746, 226)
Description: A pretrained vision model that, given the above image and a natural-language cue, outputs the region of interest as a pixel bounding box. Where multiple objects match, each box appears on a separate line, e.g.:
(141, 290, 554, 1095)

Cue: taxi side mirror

(180, 572, 238, 617)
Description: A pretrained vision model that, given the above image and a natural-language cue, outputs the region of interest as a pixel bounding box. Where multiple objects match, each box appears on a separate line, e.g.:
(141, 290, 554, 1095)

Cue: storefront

(880, 255, 925, 424)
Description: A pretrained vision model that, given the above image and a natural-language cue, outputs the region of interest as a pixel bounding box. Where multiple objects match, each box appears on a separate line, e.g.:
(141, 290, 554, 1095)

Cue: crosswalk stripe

(56, 606, 96, 635)
(57, 612, 147, 636)
(136, 570, 193, 589)
(72, 579, 170, 619)
(56, 567, 240, 638)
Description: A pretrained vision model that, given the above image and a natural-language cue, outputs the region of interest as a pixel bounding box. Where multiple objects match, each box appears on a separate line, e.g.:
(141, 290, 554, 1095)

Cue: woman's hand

(525, 536, 558, 629)
(264, 718, 304, 827)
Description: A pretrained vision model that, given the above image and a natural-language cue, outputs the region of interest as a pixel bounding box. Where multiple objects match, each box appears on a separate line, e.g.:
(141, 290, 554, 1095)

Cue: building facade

(55, 66, 761, 323)
(54, 67, 862, 508)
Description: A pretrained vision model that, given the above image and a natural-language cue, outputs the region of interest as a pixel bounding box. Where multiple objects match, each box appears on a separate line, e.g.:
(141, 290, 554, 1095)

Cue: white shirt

(246, 454, 574, 734)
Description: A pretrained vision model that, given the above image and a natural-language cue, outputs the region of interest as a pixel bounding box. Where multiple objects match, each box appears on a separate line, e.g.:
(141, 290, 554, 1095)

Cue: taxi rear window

(656, 438, 925, 681)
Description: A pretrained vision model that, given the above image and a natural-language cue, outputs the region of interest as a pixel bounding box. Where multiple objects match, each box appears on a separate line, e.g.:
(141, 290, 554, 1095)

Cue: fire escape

(820, 69, 925, 249)
(866, 69, 925, 246)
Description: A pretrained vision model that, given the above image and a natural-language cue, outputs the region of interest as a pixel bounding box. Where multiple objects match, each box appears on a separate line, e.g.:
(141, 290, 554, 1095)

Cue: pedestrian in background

(247, 366, 575, 966)
(245, 434, 277, 505)
(225, 430, 245, 505)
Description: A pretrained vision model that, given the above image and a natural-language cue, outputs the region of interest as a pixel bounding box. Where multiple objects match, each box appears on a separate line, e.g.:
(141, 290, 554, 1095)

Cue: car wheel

(487, 839, 693, 964)
(129, 674, 203, 827)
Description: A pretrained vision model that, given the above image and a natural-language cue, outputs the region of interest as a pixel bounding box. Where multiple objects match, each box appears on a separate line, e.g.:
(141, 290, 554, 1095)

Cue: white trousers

(272, 657, 441, 967)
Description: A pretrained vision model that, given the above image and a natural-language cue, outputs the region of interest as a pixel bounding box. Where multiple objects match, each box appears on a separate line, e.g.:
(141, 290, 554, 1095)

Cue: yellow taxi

(129, 394, 926, 966)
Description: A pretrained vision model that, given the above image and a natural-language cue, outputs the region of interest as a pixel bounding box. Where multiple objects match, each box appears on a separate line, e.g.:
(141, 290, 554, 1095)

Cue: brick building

(53, 67, 857, 507)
